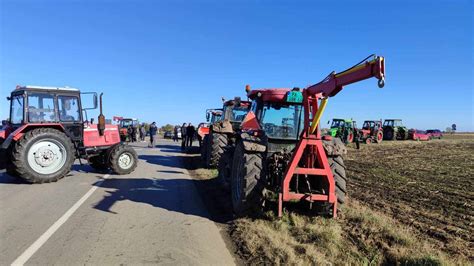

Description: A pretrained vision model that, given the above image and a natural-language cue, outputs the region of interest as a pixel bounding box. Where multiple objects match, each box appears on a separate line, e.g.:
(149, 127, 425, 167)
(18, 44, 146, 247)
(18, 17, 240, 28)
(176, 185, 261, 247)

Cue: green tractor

(327, 118, 357, 143)
(383, 119, 409, 140)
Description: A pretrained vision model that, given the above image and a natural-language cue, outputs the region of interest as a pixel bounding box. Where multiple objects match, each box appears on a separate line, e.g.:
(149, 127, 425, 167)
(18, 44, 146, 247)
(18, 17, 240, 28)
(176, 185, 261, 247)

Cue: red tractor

(202, 97, 251, 168)
(229, 55, 385, 217)
(358, 120, 383, 144)
(0, 85, 138, 183)
(118, 118, 139, 142)
(197, 108, 223, 152)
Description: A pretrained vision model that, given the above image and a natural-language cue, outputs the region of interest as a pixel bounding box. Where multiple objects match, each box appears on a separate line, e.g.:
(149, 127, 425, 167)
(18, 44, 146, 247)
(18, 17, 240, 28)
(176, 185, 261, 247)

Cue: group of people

(178, 123, 196, 150)
(124, 121, 197, 149)
(126, 124, 147, 143)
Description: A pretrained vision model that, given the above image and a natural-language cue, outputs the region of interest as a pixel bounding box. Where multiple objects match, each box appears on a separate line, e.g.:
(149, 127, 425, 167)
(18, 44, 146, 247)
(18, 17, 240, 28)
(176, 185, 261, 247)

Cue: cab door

(57, 95, 83, 142)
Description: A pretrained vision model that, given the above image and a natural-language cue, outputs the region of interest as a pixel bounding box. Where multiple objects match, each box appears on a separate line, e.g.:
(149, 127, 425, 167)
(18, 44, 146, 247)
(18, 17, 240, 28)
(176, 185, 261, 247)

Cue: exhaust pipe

(98, 93, 105, 136)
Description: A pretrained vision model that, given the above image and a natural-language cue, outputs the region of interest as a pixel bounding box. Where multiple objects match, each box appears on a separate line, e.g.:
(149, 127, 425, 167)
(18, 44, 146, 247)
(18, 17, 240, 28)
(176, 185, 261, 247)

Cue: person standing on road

(186, 123, 196, 147)
(181, 123, 187, 150)
(173, 125, 179, 142)
(131, 125, 138, 142)
(149, 122, 158, 148)
(140, 124, 146, 142)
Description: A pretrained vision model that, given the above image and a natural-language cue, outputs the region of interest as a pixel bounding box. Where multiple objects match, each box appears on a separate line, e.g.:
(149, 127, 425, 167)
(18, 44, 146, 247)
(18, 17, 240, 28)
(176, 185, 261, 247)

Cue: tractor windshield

(331, 120, 345, 128)
(363, 121, 375, 129)
(224, 106, 248, 122)
(10, 95, 24, 124)
(261, 104, 302, 139)
(120, 120, 137, 127)
(383, 120, 394, 127)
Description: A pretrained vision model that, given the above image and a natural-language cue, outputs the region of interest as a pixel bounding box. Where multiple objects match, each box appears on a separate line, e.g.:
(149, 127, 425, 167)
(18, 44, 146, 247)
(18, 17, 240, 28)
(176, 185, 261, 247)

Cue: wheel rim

(118, 152, 134, 170)
(27, 139, 67, 175)
(377, 132, 383, 141)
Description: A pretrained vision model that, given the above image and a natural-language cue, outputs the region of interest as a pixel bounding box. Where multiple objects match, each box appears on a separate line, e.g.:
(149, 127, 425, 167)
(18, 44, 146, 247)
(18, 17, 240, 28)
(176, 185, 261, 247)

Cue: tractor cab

(383, 119, 404, 127)
(4, 86, 96, 142)
(242, 88, 304, 152)
(205, 108, 223, 124)
(118, 118, 139, 141)
(362, 120, 382, 131)
(221, 98, 251, 131)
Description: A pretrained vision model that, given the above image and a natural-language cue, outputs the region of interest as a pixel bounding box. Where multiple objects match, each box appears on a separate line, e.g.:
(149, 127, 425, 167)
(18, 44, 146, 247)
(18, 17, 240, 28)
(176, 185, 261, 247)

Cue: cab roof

(15, 85, 79, 91)
(247, 88, 293, 102)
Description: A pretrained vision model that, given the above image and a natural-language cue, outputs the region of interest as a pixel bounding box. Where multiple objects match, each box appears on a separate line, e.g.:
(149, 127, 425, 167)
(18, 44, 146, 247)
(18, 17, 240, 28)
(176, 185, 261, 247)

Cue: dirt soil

(345, 135, 473, 260)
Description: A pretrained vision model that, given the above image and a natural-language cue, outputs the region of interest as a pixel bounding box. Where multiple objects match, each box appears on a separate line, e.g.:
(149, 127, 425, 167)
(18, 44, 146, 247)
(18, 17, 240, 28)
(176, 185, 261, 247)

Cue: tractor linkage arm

(303, 55, 385, 134)
(305, 54, 385, 98)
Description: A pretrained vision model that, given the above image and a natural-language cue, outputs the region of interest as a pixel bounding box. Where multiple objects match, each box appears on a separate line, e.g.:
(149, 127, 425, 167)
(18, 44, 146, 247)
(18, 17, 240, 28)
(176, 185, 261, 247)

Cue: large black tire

(209, 132, 228, 168)
(328, 155, 347, 206)
(109, 144, 138, 175)
(385, 129, 395, 140)
(10, 128, 75, 183)
(217, 146, 234, 188)
(231, 142, 265, 216)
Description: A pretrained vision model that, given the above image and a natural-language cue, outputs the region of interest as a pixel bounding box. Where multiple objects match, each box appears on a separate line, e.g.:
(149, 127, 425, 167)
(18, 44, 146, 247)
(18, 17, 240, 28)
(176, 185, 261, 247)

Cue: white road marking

(11, 174, 110, 266)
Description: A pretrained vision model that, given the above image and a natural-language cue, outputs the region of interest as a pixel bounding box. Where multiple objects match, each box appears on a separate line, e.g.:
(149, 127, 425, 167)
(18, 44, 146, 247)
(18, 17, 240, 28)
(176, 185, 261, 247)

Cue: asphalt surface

(0, 139, 235, 265)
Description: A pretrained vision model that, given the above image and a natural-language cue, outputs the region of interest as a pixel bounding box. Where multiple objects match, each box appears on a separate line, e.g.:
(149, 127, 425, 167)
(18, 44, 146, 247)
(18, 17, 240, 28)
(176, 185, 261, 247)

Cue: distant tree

(161, 124, 174, 132)
(445, 127, 452, 133)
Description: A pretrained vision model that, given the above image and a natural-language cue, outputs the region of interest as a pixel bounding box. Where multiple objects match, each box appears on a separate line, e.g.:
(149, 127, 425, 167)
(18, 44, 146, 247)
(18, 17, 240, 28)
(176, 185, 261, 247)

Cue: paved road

(0, 139, 235, 265)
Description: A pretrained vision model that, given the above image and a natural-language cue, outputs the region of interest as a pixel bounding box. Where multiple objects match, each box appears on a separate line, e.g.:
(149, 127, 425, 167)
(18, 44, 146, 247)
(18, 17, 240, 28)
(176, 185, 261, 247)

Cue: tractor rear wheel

(231, 141, 265, 216)
(328, 155, 347, 206)
(109, 144, 138, 175)
(11, 128, 75, 183)
(375, 131, 383, 144)
(209, 132, 228, 168)
(347, 132, 354, 143)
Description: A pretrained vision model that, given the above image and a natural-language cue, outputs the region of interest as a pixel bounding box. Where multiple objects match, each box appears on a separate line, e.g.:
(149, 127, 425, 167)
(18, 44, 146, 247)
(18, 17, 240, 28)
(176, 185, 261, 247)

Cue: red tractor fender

(1, 123, 65, 150)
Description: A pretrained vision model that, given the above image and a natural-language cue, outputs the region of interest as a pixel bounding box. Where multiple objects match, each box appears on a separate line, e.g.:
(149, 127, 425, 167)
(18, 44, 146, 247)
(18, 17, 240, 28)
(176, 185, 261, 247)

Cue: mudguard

(211, 120, 234, 134)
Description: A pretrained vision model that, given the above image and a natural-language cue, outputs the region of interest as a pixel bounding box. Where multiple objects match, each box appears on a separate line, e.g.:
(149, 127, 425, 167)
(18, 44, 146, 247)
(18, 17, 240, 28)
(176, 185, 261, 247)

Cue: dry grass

(232, 199, 461, 265)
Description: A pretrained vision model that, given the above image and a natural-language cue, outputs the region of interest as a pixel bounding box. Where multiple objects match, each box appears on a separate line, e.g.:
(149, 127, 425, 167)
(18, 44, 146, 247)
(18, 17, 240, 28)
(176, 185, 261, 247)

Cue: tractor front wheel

(375, 131, 383, 144)
(109, 144, 138, 175)
(11, 128, 75, 183)
(209, 132, 228, 168)
(231, 141, 265, 216)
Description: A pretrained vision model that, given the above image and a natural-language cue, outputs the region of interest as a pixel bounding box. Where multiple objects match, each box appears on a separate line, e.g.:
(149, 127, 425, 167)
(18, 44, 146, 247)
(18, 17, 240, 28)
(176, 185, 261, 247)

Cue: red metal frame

(278, 55, 385, 217)
(278, 93, 338, 217)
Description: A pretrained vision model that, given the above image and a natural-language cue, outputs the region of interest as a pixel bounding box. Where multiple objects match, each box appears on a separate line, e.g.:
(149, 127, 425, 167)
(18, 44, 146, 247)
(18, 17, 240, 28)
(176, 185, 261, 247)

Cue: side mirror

(327, 120, 330, 125)
(6, 96, 11, 101)
(81, 92, 98, 110)
(206, 112, 210, 122)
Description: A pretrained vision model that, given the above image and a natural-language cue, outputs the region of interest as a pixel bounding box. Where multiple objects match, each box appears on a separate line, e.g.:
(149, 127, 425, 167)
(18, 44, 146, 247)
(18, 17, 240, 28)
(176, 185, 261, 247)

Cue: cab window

(10, 95, 24, 124)
(58, 96, 80, 122)
(28, 93, 56, 122)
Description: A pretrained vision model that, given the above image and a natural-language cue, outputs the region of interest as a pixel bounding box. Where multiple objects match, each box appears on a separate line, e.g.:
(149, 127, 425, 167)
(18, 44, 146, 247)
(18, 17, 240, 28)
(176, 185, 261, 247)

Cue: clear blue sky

(1, 0, 473, 131)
